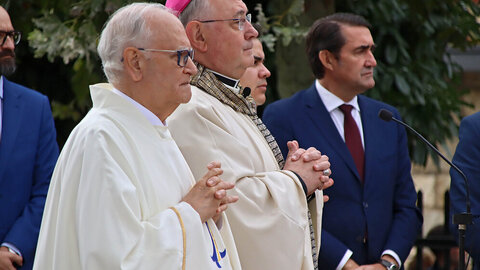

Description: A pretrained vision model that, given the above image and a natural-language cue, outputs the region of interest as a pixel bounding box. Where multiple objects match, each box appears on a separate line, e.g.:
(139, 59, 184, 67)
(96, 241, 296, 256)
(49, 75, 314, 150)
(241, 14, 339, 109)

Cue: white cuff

(382, 250, 401, 268)
(336, 249, 353, 270)
(1, 243, 22, 257)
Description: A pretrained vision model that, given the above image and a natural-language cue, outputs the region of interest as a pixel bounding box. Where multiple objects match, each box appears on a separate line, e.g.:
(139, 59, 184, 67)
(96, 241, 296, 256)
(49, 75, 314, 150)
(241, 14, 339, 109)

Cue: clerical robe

(168, 85, 323, 270)
(33, 83, 241, 270)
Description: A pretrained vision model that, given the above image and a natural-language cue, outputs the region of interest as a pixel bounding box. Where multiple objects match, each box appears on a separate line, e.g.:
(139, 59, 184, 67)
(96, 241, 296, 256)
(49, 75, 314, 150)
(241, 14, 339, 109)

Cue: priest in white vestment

(165, 0, 334, 269)
(33, 3, 241, 270)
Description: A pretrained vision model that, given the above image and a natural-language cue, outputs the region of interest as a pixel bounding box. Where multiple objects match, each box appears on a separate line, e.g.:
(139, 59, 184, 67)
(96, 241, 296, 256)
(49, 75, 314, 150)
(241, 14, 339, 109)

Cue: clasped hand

(284, 140, 334, 200)
(182, 161, 238, 223)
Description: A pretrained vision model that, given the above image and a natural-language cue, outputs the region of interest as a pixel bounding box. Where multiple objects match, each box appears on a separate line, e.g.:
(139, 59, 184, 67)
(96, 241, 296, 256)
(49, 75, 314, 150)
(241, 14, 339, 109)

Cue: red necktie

(339, 104, 365, 181)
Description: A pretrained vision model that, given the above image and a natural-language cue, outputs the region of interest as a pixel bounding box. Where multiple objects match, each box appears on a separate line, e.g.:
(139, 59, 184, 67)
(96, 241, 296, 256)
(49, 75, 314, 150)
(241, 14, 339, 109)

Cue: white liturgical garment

(168, 85, 323, 270)
(33, 83, 241, 270)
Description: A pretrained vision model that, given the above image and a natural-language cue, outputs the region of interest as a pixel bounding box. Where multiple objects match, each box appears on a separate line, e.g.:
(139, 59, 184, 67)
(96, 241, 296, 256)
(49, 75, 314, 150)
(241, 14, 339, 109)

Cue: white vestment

(168, 85, 323, 270)
(33, 83, 241, 270)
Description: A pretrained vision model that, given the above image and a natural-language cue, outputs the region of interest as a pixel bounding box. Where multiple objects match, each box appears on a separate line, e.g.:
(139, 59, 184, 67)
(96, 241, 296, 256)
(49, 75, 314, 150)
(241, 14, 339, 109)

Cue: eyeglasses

(0, 30, 21, 46)
(138, 48, 194, 67)
(197, 14, 251, 31)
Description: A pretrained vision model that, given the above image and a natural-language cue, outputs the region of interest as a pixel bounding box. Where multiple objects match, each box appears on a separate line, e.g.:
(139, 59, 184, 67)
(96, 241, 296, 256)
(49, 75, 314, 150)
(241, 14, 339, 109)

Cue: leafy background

(2, 0, 480, 166)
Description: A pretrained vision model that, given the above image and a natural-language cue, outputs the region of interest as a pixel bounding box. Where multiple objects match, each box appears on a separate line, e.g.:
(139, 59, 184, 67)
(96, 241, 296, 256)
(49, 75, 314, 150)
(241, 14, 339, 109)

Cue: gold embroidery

(170, 206, 186, 270)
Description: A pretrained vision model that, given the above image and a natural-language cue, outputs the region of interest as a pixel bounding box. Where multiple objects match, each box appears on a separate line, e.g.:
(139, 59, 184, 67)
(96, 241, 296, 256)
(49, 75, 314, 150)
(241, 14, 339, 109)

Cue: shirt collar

(207, 69, 240, 93)
(315, 79, 360, 113)
(111, 87, 165, 126)
(0, 76, 4, 100)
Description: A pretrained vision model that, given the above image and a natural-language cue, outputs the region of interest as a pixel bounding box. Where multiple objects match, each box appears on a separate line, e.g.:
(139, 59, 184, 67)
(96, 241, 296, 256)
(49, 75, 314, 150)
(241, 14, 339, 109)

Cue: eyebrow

(355, 44, 376, 52)
(233, 10, 246, 18)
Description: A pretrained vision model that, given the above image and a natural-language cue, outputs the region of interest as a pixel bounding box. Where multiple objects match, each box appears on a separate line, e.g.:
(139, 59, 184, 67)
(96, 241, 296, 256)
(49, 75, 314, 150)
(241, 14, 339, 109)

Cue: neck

(318, 78, 355, 102)
(208, 69, 240, 88)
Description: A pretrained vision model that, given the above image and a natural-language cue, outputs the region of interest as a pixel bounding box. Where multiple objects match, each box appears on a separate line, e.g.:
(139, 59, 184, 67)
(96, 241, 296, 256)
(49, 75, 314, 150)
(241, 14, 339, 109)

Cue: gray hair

(97, 2, 168, 84)
(178, 0, 210, 26)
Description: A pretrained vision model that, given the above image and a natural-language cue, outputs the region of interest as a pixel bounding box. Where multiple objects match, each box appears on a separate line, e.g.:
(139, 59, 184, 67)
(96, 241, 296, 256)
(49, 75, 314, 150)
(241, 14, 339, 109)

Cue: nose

(2, 35, 16, 50)
(259, 64, 271, 79)
(366, 50, 377, 67)
(244, 20, 258, 40)
(183, 57, 198, 76)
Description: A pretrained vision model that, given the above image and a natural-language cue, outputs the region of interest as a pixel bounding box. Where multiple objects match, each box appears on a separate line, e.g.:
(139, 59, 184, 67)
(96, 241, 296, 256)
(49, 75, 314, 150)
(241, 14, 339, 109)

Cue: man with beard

(0, 6, 59, 270)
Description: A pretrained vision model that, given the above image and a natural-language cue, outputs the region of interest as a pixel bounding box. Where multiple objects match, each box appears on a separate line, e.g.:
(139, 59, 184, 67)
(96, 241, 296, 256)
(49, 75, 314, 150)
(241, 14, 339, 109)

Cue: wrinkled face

(141, 11, 197, 117)
(201, 0, 258, 79)
(0, 7, 16, 76)
(331, 25, 377, 95)
(239, 39, 270, 105)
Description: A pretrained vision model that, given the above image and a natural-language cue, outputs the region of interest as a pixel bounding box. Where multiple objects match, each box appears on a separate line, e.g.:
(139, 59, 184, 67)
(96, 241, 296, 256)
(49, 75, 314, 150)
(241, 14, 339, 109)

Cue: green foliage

(254, 1, 309, 52)
(26, 0, 130, 125)
(6, 0, 480, 164)
(334, 0, 480, 165)
(255, 0, 479, 166)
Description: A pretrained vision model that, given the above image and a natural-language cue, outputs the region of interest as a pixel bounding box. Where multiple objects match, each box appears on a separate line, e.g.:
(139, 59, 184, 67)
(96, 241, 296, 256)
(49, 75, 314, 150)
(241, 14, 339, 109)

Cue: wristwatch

(380, 259, 398, 270)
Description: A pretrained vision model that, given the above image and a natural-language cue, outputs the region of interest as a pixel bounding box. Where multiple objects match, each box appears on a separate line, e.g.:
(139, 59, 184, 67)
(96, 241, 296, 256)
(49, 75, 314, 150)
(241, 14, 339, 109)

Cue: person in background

(239, 24, 270, 106)
(165, 0, 333, 269)
(263, 12, 422, 270)
(426, 225, 461, 270)
(449, 111, 480, 269)
(33, 3, 240, 269)
(0, 6, 59, 270)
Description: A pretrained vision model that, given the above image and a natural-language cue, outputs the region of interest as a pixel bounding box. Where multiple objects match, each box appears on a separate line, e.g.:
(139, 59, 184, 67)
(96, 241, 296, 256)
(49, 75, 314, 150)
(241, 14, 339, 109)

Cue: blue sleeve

(449, 113, 480, 261)
(4, 95, 59, 267)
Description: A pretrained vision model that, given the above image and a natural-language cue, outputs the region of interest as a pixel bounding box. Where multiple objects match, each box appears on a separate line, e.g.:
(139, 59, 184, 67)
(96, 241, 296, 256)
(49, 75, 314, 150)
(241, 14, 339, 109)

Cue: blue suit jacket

(449, 111, 480, 266)
(263, 84, 422, 269)
(0, 78, 59, 269)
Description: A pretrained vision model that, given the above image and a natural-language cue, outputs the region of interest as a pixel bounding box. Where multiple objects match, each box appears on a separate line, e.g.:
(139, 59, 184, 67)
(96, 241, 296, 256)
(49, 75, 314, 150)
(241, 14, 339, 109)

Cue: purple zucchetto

(165, 0, 192, 17)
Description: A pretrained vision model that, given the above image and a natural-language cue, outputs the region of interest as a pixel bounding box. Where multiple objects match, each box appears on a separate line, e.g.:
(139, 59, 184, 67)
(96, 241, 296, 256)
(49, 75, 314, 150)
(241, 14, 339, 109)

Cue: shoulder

(264, 85, 313, 116)
(170, 85, 230, 121)
(358, 95, 395, 110)
(66, 110, 127, 150)
(458, 111, 480, 139)
(358, 95, 402, 119)
(4, 78, 48, 102)
(462, 111, 480, 126)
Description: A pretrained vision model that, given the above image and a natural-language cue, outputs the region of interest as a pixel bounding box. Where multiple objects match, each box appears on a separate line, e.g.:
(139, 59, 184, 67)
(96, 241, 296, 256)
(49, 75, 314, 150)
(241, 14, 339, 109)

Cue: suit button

(363, 202, 368, 208)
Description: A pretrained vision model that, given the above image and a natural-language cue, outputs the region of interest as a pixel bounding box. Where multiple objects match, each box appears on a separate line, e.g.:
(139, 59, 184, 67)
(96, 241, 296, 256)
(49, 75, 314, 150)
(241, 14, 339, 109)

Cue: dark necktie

(339, 104, 365, 181)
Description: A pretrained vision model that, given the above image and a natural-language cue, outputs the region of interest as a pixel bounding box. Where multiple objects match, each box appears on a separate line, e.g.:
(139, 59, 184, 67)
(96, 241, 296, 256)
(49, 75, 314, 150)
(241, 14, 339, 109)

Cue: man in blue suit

(263, 13, 422, 270)
(450, 111, 480, 268)
(0, 6, 59, 270)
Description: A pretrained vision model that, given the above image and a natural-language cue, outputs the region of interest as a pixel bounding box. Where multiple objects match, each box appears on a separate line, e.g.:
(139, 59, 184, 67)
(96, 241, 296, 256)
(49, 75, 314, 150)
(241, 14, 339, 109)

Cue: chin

(182, 92, 192, 103)
(253, 95, 266, 106)
(178, 86, 192, 103)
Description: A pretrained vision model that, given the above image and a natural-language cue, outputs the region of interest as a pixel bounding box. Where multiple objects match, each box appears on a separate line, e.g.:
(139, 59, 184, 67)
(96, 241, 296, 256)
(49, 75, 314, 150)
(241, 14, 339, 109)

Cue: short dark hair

(305, 13, 371, 79)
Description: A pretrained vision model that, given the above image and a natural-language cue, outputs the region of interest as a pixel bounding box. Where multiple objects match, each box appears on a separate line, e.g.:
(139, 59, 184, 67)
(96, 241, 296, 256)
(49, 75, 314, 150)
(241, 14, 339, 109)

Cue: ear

(185, 21, 207, 53)
(319, 50, 335, 71)
(123, 47, 144, 82)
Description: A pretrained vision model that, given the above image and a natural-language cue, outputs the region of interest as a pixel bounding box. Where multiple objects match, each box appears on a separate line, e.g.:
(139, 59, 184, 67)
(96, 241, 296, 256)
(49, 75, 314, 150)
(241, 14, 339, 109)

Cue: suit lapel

(303, 85, 362, 181)
(0, 79, 23, 180)
(358, 96, 381, 185)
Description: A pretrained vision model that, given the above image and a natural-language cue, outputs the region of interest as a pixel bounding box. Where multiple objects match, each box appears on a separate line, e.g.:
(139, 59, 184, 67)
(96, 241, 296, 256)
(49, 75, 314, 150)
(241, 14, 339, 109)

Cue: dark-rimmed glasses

(0, 30, 21, 46)
(138, 48, 194, 67)
(197, 14, 251, 31)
